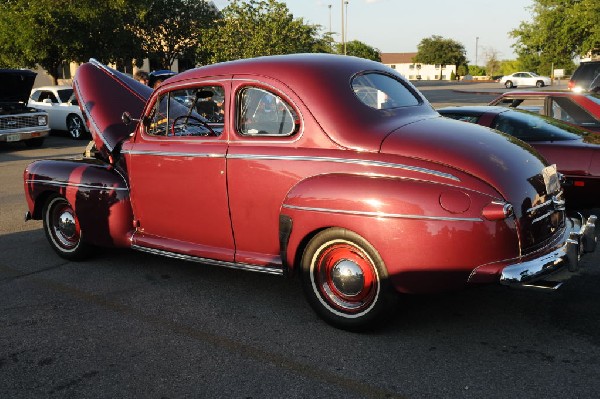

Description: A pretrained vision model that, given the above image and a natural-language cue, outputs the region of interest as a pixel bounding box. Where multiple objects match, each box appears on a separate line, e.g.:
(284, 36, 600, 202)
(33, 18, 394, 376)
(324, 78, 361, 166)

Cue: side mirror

(122, 111, 139, 125)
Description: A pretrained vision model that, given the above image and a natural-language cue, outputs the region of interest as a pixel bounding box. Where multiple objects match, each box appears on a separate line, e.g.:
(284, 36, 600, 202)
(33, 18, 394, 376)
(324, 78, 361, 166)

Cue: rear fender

(24, 159, 133, 248)
(280, 173, 519, 292)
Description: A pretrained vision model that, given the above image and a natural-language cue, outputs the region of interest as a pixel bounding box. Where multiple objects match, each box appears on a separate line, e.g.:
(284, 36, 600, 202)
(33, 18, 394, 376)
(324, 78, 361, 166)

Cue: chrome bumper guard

(500, 214, 597, 289)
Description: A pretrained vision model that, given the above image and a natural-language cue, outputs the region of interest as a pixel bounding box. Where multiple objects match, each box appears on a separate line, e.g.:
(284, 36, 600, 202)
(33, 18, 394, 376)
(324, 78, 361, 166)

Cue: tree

(0, 0, 142, 83)
(130, 0, 219, 69)
(335, 40, 380, 62)
(414, 35, 467, 80)
(484, 47, 502, 77)
(510, 0, 598, 73)
(201, 0, 328, 63)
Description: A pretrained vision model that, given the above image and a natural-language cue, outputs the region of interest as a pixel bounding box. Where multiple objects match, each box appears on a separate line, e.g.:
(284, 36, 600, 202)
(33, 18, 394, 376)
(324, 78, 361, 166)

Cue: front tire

(67, 114, 86, 139)
(43, 195, 92, 260)
(300, 228, 397, 330)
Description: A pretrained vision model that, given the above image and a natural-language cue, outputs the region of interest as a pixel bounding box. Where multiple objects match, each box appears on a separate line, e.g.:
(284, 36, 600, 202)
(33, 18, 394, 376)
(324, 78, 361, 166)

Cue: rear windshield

(491, 111, 583, 141)
(572, 62, 600, 81)
(352, 73, 420, 110)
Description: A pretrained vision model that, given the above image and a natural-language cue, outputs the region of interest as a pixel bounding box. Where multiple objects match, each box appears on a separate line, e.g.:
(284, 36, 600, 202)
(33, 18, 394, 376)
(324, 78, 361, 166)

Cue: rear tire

(300, 228, 397, 330)
(43, 195, 92, 260)
(536, 80, 544, 88)
(504, 81, 514, 89)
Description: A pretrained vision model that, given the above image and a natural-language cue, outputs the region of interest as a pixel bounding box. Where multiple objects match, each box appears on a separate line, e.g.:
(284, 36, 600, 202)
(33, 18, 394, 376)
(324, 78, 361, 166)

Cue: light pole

(344, 1, 349, 52)
(341, 0, 345, 55)
(328, 4, 332, 34)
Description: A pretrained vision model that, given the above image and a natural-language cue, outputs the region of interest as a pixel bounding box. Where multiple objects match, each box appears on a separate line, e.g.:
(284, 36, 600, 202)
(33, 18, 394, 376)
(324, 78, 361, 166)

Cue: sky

(211, 0, 535, 65)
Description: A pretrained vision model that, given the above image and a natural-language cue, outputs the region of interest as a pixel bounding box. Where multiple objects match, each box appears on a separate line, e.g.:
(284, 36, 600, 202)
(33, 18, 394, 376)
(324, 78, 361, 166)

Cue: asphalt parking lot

(1, 82, 599, 399)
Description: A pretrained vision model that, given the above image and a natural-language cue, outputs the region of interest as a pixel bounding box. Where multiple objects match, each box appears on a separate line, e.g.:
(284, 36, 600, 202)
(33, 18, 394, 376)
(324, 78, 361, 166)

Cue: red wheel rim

(311, 240, 380, 315)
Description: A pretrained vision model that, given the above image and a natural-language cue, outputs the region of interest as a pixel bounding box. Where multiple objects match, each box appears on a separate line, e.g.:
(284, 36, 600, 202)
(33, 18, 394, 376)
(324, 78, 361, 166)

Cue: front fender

(24, 158, 133, 248)
(281, 173, 520, 293)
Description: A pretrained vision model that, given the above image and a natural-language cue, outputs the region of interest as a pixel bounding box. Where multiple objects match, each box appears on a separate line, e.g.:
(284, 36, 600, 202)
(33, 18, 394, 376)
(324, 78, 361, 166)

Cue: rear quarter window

(352, 73, 420, 110)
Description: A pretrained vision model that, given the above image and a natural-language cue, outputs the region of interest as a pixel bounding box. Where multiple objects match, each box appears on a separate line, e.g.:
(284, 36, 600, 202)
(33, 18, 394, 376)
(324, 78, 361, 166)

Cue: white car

(499, 72, 552, 89)
(28, 85, 88, 139)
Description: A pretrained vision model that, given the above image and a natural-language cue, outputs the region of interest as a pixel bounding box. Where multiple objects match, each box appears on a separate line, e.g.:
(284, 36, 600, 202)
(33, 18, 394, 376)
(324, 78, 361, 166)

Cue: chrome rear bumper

(500, 214, 597, 289)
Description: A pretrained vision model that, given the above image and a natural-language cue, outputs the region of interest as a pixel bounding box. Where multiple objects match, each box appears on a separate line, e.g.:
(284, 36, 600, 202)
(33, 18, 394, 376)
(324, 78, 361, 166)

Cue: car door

(123, 81, 235, 262)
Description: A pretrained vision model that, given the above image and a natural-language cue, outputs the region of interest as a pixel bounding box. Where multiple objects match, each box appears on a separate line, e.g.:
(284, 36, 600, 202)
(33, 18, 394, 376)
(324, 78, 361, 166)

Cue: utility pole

(341, 0, 345, 55)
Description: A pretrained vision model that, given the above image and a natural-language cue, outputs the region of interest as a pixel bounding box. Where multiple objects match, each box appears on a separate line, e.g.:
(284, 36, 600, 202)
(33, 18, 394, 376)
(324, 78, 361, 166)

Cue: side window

(237, 87, 298, 136)
(147, 86, 224, 137)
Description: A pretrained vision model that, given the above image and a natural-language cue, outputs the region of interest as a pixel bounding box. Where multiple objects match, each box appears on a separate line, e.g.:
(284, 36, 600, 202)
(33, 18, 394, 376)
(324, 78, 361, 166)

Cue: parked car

(23, 55, 596, 329)
(28, 85, 88, 139)
(439, 106, 600, 208)
(488, 91, 600, 132)
(0, 69, 50, 147)
(500, 72, 552, 89)
(568, 60, 600, 93)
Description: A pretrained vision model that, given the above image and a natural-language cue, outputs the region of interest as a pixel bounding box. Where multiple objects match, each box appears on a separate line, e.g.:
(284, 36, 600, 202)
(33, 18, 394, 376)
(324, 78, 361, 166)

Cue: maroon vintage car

(488, 91, 600, 132)
(23, 55, 597, 329)
(439, 106, 600, 209)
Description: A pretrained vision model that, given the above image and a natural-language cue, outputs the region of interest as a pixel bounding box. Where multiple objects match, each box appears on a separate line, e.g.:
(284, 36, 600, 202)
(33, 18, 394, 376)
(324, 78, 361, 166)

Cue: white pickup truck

(0, 69, 49, 147)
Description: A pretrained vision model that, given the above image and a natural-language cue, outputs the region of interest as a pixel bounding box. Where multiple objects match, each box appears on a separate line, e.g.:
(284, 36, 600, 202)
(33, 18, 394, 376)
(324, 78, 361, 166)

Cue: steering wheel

(170, 115, 215, 136)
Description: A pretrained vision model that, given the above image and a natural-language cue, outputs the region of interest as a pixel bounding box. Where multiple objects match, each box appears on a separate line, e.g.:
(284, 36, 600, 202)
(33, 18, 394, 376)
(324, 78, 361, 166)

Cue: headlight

(37, 115, 47, 126)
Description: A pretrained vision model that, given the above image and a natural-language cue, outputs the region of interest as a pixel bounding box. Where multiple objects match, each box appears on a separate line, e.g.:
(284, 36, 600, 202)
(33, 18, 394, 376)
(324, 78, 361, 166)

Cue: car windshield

(56, 89, 73, 103)
(491, 110, 584, 142)
(351, 73, 419, 110)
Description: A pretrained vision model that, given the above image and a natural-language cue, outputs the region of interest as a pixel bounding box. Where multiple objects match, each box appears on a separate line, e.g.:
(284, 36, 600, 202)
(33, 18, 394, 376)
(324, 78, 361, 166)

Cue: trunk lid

(380, 116, 564, 253)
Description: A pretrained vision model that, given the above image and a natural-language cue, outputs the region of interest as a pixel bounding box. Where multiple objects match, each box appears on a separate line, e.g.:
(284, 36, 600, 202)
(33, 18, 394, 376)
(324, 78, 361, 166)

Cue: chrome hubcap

(331, 259, 364, 296)
(57, 211, 76, 238)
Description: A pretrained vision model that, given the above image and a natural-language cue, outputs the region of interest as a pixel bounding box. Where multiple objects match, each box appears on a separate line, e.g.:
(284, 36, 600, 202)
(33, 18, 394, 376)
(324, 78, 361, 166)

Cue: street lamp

(341, 0, 345, 55)
(345, 1, 349, 47)
(328, 4, 332, 34)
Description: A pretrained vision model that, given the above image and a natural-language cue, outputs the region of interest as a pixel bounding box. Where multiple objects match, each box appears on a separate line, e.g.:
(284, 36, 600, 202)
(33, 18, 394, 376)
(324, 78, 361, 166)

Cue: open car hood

(0, 69, 37, 104)
(73, 60, 152, 158)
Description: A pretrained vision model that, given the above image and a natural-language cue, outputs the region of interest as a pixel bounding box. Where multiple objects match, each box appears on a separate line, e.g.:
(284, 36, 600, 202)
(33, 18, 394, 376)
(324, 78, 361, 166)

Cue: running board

(132, 245, 284, 276)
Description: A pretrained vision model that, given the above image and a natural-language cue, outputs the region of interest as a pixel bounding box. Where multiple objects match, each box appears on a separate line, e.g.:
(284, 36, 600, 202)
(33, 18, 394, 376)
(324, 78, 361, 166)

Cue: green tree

(0, 0, 142, 82)
(468, 65, 486, 76)
(414, 35, 468, 80)
(335, 40, 380, 61)
(510, 0, 599, 73)
(202, 0, 328, 63)
(130, 0, 219, 69)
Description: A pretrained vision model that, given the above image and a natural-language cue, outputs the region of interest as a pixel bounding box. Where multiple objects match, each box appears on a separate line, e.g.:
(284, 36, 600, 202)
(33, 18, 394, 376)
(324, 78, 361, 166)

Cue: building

(380, 52, 457, 81)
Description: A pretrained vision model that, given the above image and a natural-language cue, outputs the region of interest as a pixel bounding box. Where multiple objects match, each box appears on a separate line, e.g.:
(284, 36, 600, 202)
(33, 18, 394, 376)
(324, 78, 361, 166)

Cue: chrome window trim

(228, 154, 460, 181)
(25, 179, 129, 192)
(122, 150, 224, 158)
(132, 245, 284, 276)
(282, 204, 482, 222)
